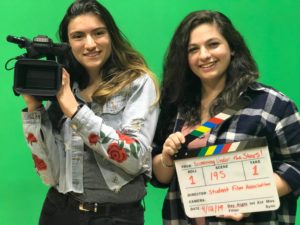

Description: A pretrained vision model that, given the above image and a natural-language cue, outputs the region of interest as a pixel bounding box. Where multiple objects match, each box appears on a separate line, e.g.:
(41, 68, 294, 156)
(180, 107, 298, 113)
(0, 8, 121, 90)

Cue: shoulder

(245, 82, 299, 114)
(247, 82, 294, 103)
(128, 73, 157, 94)
(131, 73, 156, 86)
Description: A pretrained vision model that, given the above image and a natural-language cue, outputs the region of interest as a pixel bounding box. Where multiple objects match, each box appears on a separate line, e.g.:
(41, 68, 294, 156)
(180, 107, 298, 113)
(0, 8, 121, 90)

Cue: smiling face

(67, 13, 112, 75)
(187, 23, 231, 86)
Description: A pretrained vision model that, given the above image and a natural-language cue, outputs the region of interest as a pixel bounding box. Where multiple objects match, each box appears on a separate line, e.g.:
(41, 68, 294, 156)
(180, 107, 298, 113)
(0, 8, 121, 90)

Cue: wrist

(71, 104, 84, 119)
(161, 154, 175, 168)
(27, 104, 43, 112)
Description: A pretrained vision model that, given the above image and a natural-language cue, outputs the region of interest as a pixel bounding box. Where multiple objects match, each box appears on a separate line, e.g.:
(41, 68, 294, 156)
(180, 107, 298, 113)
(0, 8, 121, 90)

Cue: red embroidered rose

(107, 143, 127, 163)
(88, 133, 100, 145)
(32, 154, 47, 171)
(116, 131, 136, 144)
(27, 133, 37, 145)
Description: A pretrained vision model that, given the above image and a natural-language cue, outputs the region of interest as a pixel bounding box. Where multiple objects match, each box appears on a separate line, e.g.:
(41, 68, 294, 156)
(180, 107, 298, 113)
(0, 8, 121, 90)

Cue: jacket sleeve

(22, 107, 61, 186)
(70, 75, 159, 176)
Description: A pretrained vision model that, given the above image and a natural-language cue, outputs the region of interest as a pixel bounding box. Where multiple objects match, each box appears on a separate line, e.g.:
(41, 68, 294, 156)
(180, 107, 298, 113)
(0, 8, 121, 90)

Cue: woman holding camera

(22, 0, 159, 224)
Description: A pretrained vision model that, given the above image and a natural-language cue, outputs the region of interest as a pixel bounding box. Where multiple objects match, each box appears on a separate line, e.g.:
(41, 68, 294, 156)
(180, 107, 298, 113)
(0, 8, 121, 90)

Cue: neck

(80, 69, 101, 102)
(88, 70, 101, 85)
(201, 79, 225, 103)
(200, 77, 225, 122)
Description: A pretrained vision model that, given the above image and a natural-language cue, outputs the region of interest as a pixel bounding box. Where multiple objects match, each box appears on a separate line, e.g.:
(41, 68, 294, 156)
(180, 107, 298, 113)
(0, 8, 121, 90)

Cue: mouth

(199, 61, 217, 69)
(83, 51, 101, 57)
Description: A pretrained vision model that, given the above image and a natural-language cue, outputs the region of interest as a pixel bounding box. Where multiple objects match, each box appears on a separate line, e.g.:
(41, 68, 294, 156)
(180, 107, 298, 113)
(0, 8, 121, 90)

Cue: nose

(85, 35, 96, 50)
(199, 47, 211, 61)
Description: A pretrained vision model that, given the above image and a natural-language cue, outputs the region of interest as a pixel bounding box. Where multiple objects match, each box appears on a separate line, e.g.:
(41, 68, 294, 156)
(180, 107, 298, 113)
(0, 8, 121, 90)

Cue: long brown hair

(58, 0, 159, 104)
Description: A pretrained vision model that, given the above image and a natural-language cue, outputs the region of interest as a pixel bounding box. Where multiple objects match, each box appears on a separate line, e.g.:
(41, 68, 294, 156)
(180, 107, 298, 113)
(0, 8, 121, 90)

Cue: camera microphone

(6, 34, 70, 100)
(6, 35, 29, 48)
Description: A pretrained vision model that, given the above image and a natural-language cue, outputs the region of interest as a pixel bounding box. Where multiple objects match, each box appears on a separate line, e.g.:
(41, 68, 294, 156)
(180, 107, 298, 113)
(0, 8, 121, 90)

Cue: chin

(85, 62, 103, 69)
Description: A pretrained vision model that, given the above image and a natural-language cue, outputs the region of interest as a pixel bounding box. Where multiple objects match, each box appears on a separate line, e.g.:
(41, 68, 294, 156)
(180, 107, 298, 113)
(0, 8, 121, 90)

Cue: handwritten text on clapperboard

(175, 142, 280, 218)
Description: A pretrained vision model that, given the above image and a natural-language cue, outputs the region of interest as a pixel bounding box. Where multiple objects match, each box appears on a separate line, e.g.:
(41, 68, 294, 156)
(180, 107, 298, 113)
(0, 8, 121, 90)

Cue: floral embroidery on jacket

(26, 133, 37, 145)
(116, 131, 135, 144)
(107, 142, 128, 162)
(88, 130, 141, 163)
(88, 133, 100, 145)
(32, 154, 47, 171)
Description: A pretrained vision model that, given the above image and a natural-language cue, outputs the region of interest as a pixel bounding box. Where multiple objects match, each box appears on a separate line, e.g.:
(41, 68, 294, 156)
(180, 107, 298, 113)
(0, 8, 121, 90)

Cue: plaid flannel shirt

(151, 82, 300, 225)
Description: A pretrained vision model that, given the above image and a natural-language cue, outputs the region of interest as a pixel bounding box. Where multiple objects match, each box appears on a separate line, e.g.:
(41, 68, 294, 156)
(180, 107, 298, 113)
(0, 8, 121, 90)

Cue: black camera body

(14, 59, 63, 97)
(6, 35, 70, 100)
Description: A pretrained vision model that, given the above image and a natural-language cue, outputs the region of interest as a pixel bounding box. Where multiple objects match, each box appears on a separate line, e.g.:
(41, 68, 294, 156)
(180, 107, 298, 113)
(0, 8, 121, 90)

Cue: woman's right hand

(56, 68, 78, 118)
(161, 131, 186, 167)
(22, 94, 42, 112)
(153, 132, 186, 184)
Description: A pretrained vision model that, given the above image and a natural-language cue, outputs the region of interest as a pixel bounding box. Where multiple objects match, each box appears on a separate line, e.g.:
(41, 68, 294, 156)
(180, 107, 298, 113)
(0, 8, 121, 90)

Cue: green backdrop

(1, 1, 299, 225)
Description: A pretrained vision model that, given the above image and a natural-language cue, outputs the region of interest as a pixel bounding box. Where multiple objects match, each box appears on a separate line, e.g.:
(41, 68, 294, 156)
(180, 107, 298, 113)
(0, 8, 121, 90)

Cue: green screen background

(1, 1, 299, 225)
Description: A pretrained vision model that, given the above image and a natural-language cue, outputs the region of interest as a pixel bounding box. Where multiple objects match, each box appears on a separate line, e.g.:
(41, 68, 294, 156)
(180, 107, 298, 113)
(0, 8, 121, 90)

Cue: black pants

(39, 188, 144, 225)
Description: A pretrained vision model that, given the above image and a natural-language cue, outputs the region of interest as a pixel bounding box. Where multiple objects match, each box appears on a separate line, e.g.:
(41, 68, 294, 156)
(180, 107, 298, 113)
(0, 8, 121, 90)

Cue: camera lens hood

(13, 59, 62, 100)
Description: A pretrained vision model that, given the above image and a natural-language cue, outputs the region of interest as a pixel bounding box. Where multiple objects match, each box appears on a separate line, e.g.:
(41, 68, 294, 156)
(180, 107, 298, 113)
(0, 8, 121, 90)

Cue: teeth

(85, 52, 99, 57)
(200, 62, 215, 68)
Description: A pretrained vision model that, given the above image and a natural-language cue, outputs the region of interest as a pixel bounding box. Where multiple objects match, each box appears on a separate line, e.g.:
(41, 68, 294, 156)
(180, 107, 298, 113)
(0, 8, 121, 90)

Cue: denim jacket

(22, 74, 159, 193)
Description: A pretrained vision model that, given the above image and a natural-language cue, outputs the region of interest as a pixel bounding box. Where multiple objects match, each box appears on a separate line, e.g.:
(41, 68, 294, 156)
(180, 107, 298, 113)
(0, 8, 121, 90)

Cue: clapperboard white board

(173, 138, 280, 218)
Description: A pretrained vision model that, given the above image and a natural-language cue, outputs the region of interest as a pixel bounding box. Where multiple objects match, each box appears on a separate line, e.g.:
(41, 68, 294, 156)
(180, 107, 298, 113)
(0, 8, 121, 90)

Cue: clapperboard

(172, 99, 280, 218)
(173, 137, 280, 218)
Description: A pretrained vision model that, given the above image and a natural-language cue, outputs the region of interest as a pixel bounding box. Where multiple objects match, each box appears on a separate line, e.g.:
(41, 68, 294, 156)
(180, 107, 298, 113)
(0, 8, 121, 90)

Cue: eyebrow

(189, 37, 221, 45)
(69, 26, 108, 35)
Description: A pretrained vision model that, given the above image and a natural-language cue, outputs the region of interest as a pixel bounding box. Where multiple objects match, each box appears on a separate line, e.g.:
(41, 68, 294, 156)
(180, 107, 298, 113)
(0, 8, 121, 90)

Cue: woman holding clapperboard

(151, 10, 300, 225)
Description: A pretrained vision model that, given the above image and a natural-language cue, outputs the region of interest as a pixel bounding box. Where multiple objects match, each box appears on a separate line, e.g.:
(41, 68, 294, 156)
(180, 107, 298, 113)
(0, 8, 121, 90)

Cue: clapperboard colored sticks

(174, 138, 267, 160)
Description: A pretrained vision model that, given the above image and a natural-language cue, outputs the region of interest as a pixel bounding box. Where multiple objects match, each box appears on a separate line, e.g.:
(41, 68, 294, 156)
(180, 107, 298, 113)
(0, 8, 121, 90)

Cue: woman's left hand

(216, 213, 250, 221)
(56, 68, 79, 118)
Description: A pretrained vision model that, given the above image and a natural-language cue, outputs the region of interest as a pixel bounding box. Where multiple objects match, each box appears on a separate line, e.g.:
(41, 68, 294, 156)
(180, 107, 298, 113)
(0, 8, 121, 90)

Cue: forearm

(273, 172, 292, 197)
(22, 107, 60, 185)
(71, 105, 155, 175)
(153, 153, 175, 184)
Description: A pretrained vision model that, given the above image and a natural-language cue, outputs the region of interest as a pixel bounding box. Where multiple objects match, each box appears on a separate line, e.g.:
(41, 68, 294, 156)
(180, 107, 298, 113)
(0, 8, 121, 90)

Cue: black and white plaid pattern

(151, 83, 300, 225)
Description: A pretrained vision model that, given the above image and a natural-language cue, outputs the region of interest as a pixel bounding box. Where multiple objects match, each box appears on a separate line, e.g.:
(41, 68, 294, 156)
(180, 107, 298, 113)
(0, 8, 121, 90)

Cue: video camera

(5, 35, 70, 100)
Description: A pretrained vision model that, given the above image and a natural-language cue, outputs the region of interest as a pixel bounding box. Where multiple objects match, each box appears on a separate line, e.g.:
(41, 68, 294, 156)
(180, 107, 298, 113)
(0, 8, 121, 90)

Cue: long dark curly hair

(156, 10, 258, 141)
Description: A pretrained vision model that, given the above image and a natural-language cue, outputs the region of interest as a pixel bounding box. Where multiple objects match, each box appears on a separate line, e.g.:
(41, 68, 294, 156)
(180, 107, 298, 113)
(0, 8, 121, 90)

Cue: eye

(208, 42, 219, 48)
(70, 32, 84, 40)
(94, 29, 107, 37)
(188, 46, 198, 53)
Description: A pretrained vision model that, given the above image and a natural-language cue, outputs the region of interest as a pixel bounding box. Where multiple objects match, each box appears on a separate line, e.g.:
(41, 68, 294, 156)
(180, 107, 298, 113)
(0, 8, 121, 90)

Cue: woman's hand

(216, 213, 250, 221)
(56, 68, 79, 118)
(153, 132, 186, 184)
(161, 131, 186, 167)
(22, 94, 42, 112)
